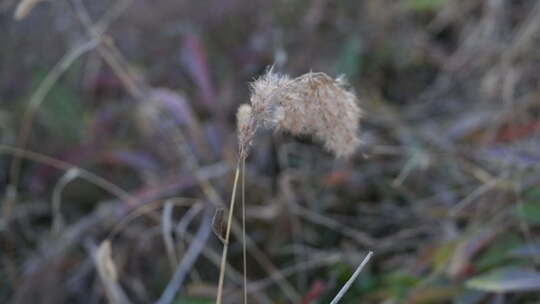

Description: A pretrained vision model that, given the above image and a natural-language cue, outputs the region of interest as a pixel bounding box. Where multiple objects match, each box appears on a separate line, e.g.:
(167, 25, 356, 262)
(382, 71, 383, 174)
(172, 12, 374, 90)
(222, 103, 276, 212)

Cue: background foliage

(1, 0, 540, 303)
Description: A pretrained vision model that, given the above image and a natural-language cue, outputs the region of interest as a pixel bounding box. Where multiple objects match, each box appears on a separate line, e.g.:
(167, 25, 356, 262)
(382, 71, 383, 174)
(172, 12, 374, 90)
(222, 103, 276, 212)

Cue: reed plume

(217, 68, 362, 304)
(238, 68, 362, 158)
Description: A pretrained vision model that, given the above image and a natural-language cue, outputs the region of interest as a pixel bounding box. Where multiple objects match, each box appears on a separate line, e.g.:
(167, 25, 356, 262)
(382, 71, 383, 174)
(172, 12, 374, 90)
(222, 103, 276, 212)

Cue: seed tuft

(237, 68, 362, 158)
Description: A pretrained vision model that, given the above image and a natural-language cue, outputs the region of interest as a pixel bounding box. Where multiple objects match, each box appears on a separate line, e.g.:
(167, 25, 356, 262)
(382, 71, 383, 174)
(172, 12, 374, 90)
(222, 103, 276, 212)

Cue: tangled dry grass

(2, 0, 540, 303)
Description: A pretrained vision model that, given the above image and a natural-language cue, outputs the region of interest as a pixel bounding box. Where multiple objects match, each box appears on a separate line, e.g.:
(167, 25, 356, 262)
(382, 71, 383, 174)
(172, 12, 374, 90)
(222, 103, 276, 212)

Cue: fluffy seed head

(236, 104, 254, 157)
(237, 68, 362, 158)
(248, 68, 292, 128)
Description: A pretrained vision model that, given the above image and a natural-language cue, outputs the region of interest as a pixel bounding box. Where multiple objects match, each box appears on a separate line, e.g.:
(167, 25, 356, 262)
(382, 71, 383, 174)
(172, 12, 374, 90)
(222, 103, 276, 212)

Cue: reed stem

(216, 164, 240, 304)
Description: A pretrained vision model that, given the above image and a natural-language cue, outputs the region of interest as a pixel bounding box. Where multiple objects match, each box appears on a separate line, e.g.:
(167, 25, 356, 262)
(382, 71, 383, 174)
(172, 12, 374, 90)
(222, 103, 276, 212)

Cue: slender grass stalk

(216, 164, 241, 304)
(241, 157, 247, 304)
(223, 68, 363, 303)
(329, 251, 373, 304)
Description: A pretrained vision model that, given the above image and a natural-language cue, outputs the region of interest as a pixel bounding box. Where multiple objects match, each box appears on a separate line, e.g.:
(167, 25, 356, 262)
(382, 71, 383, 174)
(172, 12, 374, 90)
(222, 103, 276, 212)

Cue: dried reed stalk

(216, 67, 362, 304)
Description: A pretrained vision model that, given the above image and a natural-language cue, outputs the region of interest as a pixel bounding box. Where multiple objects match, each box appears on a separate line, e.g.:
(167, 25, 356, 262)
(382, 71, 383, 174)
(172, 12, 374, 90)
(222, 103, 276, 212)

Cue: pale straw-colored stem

(241, 157, 247, 304)
(329, 251, 373, 304)
(216, 164, 241, 304)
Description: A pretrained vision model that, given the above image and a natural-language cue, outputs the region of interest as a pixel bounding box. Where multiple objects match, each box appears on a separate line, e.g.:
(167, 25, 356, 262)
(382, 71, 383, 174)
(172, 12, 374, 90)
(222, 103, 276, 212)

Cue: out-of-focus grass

(1, 0, 540, 303)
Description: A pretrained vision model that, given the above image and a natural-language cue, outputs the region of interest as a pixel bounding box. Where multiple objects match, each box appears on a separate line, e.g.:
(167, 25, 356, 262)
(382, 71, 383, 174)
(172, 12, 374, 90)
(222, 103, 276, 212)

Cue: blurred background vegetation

(1, 0, 540, 303)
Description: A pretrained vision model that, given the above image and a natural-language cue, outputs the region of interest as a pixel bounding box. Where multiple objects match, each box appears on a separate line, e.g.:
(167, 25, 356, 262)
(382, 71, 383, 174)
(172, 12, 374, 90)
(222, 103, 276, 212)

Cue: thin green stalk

(216, 164, 240, 304)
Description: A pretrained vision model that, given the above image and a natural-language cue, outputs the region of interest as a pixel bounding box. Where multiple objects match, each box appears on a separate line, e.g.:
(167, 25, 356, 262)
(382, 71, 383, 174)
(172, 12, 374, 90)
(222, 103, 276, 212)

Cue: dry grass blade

(162, 201, 178, 271)
(329, 251, 373, 304)
(157, 209, 212, 304)
(14, 0, 43, 20)
(94, 240, 131, 304)
(96, 240, 118, 283)
(175, 201, 204, 258)
(52, 168, 80, 234)
(71, 0, 146, 100)
(107, 199, 196, 240)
